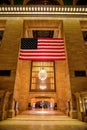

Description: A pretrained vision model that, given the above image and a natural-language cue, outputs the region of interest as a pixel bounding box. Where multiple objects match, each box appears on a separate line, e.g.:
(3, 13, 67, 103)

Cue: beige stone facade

(0, 17, 87, 122)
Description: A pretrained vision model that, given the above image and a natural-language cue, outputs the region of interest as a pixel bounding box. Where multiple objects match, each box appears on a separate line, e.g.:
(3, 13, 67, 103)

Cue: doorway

(35, 101, 50, 109)
(30, 97, 55, 110)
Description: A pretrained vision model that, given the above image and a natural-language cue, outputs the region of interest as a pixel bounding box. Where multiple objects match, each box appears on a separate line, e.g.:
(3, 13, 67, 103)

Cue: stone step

(20, 109, 65, 115)
(12, 115, 76, 121)
(11, 110, 73, 121)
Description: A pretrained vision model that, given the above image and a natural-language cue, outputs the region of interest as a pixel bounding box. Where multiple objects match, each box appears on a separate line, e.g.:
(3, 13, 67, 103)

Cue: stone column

(70, 94, 77, 119)
(2, 91, 11, 120)
(75, 92, 85, 121)
(0, 90, 5, 121)
(7, 93, 14, 118)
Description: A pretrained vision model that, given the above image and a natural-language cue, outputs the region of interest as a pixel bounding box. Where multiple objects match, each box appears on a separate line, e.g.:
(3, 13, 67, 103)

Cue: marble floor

(0, 110, 87, 130)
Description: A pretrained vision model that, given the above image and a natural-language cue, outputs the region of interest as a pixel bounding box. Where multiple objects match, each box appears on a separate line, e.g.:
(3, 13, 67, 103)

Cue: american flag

(19, 38, 66, 60)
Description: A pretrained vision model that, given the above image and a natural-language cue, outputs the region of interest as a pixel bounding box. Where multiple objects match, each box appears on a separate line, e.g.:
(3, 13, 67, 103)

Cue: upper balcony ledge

(0, 5, 87, 17)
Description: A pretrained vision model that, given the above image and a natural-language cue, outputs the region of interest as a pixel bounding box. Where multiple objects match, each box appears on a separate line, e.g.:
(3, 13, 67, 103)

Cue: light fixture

(38, 68, 47, 81)
(39, 85, 47, 90)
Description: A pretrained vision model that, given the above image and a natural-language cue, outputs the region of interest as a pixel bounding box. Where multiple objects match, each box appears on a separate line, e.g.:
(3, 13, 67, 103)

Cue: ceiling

(0, 0, 87, 5)
(33, 30, 54, 38)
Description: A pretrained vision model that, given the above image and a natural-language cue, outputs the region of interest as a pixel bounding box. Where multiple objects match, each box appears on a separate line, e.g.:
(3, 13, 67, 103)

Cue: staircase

(20, 109, 65, 115)
(12, 109, 68, 121)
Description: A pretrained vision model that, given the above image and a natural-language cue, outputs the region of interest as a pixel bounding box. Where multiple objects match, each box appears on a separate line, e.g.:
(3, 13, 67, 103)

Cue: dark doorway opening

(35, 101, 50, 109)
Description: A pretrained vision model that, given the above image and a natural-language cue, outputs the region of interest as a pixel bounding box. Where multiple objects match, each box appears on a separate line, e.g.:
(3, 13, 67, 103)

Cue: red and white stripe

(19, 38, 66, 60)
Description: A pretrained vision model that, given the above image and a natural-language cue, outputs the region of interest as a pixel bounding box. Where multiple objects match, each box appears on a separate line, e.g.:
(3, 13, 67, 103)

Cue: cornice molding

(0, 5, 87, 17)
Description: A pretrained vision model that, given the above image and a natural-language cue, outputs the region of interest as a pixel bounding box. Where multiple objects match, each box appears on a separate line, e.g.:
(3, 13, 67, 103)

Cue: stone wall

(55, 60, 71, 114)
(13, 20, 71, 114)
(0, 20, 23, 90)
(63, 19, 87, 118)
(0, 19, 87, 120)
(63, 19, 87, 93)
(14, 60, 31, 111)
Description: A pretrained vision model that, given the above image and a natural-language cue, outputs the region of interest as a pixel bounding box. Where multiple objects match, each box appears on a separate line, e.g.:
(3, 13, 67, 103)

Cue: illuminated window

(30, 61, 56, 92)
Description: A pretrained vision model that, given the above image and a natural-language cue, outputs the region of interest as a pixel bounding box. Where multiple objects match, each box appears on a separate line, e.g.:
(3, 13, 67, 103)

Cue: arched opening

(30, 97, 55, 111)
(35, 101, 50, 109)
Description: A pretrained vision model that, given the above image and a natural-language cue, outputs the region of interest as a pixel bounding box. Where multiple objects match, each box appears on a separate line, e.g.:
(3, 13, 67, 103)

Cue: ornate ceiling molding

(0, 6, 87, 17)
